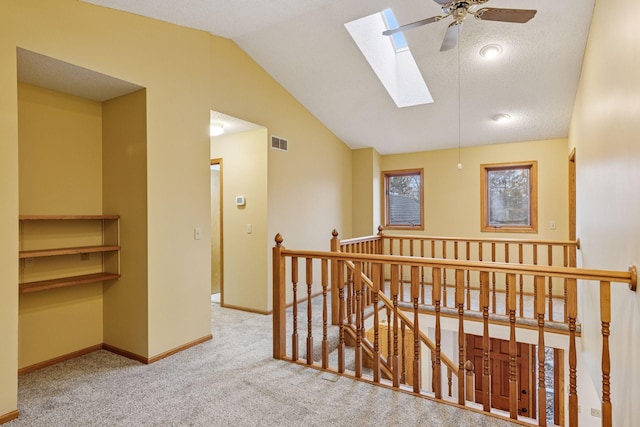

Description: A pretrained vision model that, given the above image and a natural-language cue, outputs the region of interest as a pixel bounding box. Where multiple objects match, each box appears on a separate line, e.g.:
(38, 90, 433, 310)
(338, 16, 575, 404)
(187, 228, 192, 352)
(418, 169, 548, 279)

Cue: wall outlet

(549, 220, 557, 230)
(80, 253, 90, 261)
(25, 258, 35, 266)
(591, 408, 601, 418)
(194, 227, 202, 240)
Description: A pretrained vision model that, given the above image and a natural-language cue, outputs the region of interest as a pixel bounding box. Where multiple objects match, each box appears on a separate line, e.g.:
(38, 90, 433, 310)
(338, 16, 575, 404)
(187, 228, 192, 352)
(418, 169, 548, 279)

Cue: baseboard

(0, 410, 19, 425)
(102, 344, 148, 364)
(17, 335, 214, 376)
(18, 344, 103, 375)
(146, 334, 213, 364)
(221, 303, 271, 315)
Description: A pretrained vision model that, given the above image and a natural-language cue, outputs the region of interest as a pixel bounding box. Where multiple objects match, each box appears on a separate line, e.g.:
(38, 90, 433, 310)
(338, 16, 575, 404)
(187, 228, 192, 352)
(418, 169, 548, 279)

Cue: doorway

(210, 159, 223, 303)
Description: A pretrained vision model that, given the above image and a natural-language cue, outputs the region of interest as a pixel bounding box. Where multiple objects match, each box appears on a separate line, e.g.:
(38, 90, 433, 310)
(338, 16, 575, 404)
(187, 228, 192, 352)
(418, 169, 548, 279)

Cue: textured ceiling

(80, 0, 595, 154)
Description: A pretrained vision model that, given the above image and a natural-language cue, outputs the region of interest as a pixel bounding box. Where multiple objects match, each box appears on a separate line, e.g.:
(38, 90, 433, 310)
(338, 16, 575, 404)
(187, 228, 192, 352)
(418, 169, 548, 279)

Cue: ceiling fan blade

(475, 8, 537, 24)
(440, 22, 461, 52)
(382, 15, 444, 36)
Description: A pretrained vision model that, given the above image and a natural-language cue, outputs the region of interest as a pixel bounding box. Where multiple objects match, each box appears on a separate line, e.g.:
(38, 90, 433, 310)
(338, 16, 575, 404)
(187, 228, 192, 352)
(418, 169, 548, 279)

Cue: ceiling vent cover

(271, 135, 288, 152)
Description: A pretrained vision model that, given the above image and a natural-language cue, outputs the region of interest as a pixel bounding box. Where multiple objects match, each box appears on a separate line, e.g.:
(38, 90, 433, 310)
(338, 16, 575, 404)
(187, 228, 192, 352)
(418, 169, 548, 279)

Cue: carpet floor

(7, 302, 520, 426)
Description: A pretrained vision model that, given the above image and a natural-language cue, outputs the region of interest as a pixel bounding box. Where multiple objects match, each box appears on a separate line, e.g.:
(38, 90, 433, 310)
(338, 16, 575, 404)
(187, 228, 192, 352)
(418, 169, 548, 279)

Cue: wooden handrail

(380, 232, 580, 249)
(283, 249, 637, 287)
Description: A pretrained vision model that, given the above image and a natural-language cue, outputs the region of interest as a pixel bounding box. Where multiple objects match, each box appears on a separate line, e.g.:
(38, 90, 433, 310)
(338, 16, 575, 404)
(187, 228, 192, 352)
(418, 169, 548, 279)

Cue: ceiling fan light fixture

(480, 44, 502, 59)
(492, 113, 511, 123)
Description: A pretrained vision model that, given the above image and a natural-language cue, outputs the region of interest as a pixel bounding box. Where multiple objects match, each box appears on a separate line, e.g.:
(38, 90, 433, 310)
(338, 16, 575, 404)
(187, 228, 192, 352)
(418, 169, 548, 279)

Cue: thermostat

(235, 196, 246, 206)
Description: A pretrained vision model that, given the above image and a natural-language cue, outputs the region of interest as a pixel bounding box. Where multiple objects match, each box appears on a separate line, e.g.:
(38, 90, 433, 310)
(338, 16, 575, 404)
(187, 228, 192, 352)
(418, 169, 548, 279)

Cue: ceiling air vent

(271, 135, 288, 152)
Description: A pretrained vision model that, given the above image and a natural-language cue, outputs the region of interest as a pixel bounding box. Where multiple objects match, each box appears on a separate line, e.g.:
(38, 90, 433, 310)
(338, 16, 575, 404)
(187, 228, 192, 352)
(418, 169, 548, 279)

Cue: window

(481, 161, 537, 233)
(383, 169, 424, 229)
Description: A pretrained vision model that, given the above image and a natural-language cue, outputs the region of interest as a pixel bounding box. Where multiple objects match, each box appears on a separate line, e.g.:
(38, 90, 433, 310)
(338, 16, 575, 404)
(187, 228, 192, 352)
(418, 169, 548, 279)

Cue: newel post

(330, 229, 340, 325)
(273, 234, 286, 359)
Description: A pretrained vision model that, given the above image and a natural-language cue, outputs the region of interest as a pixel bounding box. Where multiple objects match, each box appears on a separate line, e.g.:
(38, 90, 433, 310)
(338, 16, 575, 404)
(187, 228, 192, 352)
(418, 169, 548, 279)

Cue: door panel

(467, 335, 535, 416)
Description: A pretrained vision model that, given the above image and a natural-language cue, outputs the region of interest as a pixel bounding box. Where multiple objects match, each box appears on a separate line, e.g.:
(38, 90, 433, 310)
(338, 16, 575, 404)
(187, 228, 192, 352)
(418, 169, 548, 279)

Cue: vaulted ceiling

(82, 0, 595, 154)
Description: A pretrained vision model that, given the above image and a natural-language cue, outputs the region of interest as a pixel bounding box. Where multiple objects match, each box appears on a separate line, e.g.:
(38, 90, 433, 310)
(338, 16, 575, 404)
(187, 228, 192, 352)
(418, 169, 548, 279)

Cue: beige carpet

(7, 301, 521, 426)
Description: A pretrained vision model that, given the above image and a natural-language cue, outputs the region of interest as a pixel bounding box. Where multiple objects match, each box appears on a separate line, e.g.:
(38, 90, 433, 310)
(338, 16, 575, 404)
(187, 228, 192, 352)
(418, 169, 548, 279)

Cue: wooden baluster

(330, 230, 340, 325)
(567, 278, 578, 426)
(465, 360, 475, 402)
(386, 306, 392, 362)
(346, 268, 353, 324)
(519, 244, 524, 319)
(491, 243, 497, 314)
(291, 256, 299, 361)
(601, 281, 612, 427)
(391, 264, 400, 387)
(548, 245, 554, 321)
(372, 263, 382, 383)
(399, 241, 404, 301)
(507, 273, 518, 420)
(563, 246, 569, 323)
(272, 234, 286, 359)
(447, 368, 453, 397)
(504, 243, 510, 315)
(433, 267, 442, 398)
(528, 244, 537, 318)
(354, 261, 363, 378)
(430, 239, 435, 259)
(306, 258, 314, 365)
(401, 322, 406, 384)
(420, 240, 426, 304)
(337, 260, 345, 374)
(456, 269, 466, 405)
(466, 242, 471, 310)
(321, 259, 329, 369)
(442, 242, 447, 305)
(536, 275, 547, 427)
(480, 271, 491, 412)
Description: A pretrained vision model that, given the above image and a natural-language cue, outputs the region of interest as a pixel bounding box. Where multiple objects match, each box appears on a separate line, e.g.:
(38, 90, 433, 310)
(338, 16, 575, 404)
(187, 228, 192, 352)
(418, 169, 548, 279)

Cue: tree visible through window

(481, 161, 537, 233)
(383, 169, 423, 229)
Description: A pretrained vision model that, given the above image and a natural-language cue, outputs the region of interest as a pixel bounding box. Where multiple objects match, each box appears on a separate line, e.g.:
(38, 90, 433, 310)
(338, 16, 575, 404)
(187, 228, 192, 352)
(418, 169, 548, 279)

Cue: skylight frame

(344, 9, 434, 108)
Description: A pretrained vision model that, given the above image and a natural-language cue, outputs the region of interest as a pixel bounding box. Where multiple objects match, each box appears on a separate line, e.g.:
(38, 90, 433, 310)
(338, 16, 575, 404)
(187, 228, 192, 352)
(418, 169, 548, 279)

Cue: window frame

(480, 161, 538, 233)
(382, 168, 424, 231)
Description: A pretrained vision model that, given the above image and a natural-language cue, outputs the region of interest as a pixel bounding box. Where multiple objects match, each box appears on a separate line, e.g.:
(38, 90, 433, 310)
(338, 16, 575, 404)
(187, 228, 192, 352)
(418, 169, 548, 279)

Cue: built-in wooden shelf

(19, 245, 120, 259)
(19, 214, 121, 293)
(19, 214, 120, 221)
(19, 272, 121, 294)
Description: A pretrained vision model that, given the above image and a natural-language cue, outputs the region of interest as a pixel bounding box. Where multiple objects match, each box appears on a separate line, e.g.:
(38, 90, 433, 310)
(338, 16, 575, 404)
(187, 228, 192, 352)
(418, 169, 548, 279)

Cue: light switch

(194, 227, 202, 240)
(246, 224, 252, 234)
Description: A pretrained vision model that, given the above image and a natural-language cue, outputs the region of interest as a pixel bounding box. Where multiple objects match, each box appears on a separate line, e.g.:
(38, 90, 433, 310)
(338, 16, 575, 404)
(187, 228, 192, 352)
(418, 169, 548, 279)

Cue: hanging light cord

(457, 25, 462, 168)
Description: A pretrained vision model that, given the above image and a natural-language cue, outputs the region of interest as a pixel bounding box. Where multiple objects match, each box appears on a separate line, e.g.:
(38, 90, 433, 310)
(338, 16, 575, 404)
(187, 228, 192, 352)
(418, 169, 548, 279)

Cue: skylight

(382, 9, 408, 52)
(345, 9, 433, 108)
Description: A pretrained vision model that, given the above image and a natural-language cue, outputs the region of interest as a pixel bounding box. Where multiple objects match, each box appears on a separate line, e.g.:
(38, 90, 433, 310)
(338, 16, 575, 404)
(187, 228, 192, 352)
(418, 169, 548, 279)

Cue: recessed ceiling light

(492, 113, 511, 123)
(480, 44, 503, 59)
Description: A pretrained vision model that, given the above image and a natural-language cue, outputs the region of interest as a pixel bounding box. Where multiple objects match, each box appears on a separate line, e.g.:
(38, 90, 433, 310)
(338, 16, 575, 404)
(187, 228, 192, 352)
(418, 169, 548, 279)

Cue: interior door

(467, 335, 535, 417)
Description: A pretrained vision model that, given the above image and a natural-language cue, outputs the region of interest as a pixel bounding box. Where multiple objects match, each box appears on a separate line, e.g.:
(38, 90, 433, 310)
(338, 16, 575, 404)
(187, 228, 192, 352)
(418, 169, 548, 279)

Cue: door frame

(211, 158, 224, 304)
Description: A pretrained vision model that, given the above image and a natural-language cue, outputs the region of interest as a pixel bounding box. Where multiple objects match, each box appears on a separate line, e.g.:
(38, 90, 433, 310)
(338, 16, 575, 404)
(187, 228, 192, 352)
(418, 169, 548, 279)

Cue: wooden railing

(273, 232, 637, 427)
(337, 228, 580, 324)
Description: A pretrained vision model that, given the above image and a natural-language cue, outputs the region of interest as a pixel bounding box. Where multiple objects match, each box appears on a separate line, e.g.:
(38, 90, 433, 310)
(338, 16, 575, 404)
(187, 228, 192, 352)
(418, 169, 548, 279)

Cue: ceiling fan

(383, 0, 537, 51)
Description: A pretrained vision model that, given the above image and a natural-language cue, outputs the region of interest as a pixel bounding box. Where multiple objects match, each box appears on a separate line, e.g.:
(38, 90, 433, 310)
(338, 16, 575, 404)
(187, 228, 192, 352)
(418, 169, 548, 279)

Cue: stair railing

(273, 232, 636, 427)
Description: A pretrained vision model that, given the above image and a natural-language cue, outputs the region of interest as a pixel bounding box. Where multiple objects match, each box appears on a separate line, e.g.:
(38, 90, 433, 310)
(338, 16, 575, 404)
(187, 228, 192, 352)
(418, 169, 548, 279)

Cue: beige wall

(17, 83, 104, 369)
(379, 138, 569, 240)
(569, 0, 640, 424)
(1, 0, 354, 416)
(352, 148, 382, 237)
(102, 89, 149, 357)
(211, 129, 269, 312)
